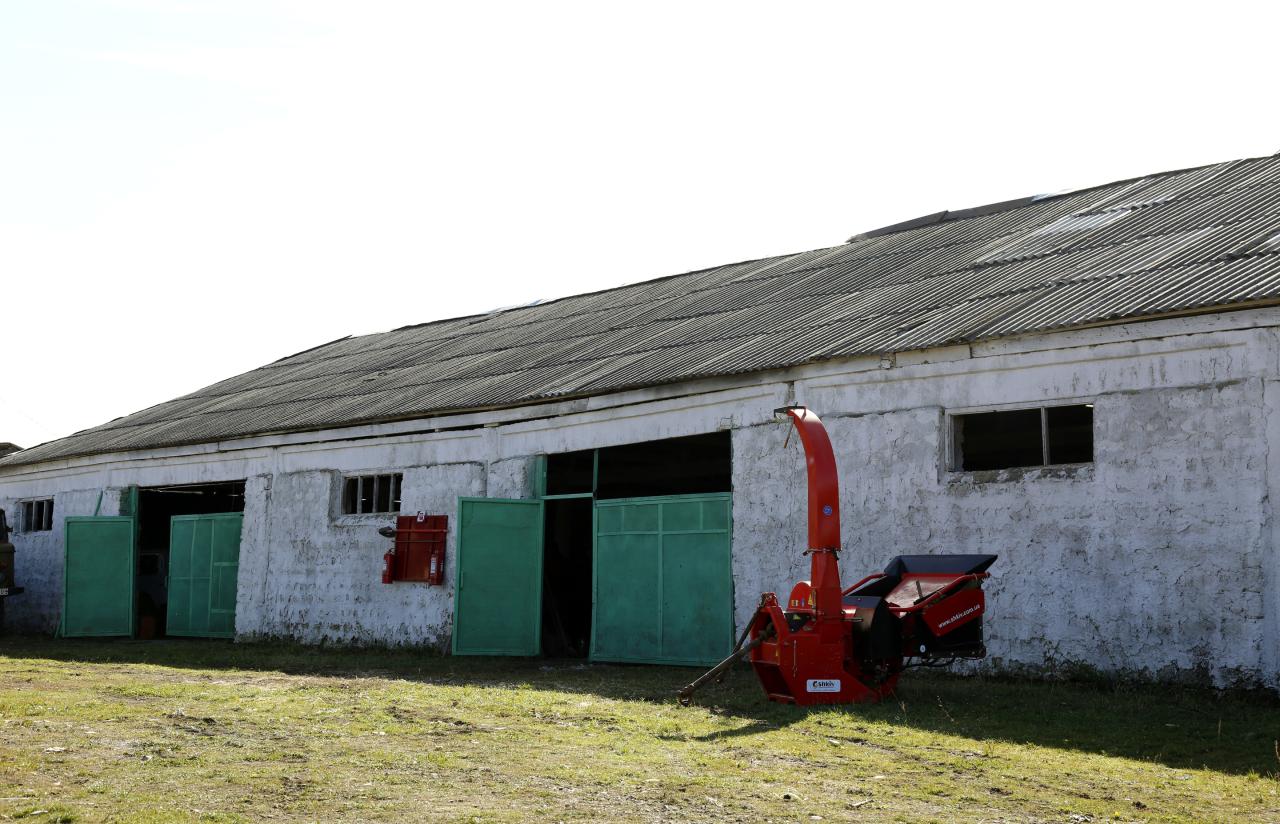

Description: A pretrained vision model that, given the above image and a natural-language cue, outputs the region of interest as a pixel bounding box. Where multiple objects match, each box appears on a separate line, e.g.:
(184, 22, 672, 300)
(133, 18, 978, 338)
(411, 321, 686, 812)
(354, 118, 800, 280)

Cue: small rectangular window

(340, 473, 403, 515)
(19, 498, 54, 532)
(953, 405, 1093, 471)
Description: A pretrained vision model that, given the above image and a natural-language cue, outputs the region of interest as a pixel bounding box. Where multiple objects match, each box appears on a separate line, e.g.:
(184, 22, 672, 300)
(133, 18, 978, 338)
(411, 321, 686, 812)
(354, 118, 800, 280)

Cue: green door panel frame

(63, 516, 136, 638)
(453, 498, 545, 656)
(591, 493, 733, 666)
(167, 513, 243, 639)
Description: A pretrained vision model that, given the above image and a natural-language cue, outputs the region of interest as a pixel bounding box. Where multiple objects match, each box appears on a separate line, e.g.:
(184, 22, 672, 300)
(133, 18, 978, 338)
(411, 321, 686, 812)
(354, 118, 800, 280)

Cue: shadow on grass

(3, 634, 1279, 776)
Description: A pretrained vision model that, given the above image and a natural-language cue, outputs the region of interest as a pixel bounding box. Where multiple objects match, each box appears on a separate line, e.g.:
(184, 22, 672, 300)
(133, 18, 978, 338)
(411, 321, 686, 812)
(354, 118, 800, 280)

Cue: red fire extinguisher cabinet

(385, 514, 448, 585)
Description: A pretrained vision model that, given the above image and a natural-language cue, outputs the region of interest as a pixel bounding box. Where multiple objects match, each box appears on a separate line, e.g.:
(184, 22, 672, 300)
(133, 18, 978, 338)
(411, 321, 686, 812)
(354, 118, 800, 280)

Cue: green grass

(1, 638, 1278, 823)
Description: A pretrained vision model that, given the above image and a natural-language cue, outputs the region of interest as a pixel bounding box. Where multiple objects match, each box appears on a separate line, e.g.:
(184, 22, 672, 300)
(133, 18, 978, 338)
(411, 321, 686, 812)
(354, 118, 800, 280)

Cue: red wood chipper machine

(678, 406, 996, 706)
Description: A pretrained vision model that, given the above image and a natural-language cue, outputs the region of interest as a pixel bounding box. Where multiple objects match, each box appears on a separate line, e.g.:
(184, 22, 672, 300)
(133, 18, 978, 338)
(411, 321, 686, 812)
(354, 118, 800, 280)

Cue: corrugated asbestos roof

(9, 154, 1280, 468)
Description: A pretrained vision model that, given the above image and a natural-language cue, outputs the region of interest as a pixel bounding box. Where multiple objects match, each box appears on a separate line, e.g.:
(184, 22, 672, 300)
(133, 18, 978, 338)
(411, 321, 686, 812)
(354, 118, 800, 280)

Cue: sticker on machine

(806, 679, 841, 693)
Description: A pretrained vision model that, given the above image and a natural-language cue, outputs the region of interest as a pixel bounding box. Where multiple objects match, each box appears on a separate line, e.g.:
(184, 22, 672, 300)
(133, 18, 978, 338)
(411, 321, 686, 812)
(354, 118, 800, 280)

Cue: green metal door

(592, 493, 733, 666)
(63, 516, 136, 637)
(453, 498, 544, 656)
(167, 513, 243, 638)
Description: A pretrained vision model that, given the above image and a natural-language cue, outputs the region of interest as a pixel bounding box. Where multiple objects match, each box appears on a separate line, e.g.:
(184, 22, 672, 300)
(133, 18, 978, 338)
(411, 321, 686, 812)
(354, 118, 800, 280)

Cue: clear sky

(3, 1, 1278, 450)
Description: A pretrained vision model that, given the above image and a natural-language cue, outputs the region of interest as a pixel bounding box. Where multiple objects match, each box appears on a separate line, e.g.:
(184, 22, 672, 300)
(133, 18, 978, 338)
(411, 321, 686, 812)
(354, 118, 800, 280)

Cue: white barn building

(4, 155, 1280, 687)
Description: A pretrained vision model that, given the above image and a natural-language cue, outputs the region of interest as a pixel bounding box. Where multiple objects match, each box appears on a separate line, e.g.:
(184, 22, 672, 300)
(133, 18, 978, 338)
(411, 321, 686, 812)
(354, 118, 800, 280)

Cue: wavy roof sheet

(9, 154, 1280, 468)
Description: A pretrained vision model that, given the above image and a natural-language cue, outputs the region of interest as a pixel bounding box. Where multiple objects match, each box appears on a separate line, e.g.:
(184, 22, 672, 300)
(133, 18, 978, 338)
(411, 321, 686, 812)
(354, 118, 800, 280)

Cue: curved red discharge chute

(779, 406, 840, 550)
(779, 406, 843, 619)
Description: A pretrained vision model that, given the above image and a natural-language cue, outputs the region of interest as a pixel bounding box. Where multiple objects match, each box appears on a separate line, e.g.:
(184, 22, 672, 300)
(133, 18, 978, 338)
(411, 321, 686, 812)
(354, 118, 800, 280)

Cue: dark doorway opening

(540, 497, 593, 657)
(537, 431, 732, 658)
(136, 481, 245, 639)
(546, 450, 594, 496)
(596, 431, 731, 499)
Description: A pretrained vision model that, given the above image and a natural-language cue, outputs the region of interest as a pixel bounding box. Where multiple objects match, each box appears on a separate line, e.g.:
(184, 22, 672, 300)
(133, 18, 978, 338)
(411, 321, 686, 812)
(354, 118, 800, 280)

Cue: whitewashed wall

(3, 309, 1279, 688)
(0, 487, 130, 633)
(232, 463, 486, 645)
(732, 382, 1270, 687)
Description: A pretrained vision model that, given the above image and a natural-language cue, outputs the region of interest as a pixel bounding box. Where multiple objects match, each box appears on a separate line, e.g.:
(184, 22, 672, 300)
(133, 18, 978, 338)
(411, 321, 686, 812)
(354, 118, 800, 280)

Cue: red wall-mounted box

(384, 513, 448, 585)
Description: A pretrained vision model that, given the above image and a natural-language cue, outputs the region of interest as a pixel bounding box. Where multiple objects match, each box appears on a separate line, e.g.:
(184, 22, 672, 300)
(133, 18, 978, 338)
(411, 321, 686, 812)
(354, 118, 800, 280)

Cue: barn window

(952, 404, 1093, 471)
(341, 473, 402, 515)
(20, 498, 54, 532)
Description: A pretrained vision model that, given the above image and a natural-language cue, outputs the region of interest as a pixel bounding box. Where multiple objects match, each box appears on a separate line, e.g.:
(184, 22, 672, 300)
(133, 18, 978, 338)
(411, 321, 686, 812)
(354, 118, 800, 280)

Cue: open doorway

(540, 497, 593, 657)
(595, 432, 730, 499)
(136, 481, 245, 638)
(536, 432, 732, 658)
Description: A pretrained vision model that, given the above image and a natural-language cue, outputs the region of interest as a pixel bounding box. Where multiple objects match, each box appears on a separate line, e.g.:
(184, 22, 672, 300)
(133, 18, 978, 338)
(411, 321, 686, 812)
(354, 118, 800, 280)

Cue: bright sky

(3, 1, 1278, 451)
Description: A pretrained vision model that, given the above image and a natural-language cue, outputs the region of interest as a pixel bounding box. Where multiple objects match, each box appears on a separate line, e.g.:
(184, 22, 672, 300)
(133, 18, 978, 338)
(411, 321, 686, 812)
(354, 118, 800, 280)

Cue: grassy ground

(0, 639, 1278, 823)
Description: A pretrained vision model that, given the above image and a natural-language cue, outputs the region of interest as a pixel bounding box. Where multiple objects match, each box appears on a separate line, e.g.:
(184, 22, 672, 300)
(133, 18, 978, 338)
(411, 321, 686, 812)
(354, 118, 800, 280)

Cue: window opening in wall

(342, 473, 403, 515)
(20, 498, 54, 532)
(952, 404, 1093, 472)
(1046, 405, 1093, 464)
(136, 481, 246, 640)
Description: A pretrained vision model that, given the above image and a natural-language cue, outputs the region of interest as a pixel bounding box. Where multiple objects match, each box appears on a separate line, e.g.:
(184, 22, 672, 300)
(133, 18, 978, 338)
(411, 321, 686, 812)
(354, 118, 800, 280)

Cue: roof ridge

(848, 154, 1275, 243)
